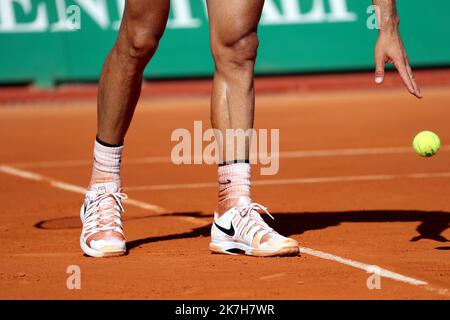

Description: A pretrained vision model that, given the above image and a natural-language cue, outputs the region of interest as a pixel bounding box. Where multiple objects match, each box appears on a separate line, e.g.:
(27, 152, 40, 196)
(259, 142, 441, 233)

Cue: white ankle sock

(218, 163, 251, 212)
(89, 139, 123, 188)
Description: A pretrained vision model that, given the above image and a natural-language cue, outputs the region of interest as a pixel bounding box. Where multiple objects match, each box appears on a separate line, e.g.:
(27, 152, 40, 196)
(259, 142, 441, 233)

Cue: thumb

(375, 54, 385, 84)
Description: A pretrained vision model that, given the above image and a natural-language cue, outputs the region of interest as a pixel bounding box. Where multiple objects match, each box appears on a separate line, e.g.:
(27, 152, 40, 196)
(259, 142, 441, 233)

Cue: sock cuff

(94, 139, 124, 155)
(218, 163, 250, 176)
(219, 159, 250, 167)
(96, 136, 124, 148)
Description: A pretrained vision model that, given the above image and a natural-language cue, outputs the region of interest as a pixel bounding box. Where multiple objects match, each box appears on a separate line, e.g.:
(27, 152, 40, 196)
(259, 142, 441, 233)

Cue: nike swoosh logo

(218, 179, 231, 185)
(214, 221, 235, 237)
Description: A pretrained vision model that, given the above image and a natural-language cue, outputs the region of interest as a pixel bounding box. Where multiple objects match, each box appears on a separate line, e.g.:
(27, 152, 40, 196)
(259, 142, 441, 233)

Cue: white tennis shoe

(209, 197, 299, 257)
(80, 182, 127, 257)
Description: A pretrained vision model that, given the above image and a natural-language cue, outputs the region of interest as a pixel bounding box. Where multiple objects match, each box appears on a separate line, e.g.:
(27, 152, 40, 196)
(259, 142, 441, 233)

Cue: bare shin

(96, 0, 170, 145)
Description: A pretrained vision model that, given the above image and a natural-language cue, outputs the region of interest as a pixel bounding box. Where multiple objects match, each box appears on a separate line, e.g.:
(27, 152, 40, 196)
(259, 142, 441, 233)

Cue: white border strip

(0, 165, 167, 213)
(125, 172, 450, 191)
(9, 145, 450, 169)
(299, 247, 427, 286)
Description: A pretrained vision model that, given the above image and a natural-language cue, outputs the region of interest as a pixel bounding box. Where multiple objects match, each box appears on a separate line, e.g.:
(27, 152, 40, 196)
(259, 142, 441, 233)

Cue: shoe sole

(79, 236, 126, 258)
(209, 241, 300, 257)
(79, 204, 126, 258)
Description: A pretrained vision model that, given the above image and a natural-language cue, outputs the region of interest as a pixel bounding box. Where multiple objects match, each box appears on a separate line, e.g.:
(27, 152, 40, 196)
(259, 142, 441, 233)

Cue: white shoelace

(82, 192, 128, 239)
(234, 202, 277, 243)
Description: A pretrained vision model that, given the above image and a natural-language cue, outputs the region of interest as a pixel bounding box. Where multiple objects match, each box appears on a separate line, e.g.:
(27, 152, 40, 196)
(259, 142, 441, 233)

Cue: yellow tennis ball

(412, 131, 441, 157)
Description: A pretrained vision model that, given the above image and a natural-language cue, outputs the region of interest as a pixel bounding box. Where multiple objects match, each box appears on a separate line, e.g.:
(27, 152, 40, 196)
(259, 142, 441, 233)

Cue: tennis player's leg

(80, 0, 170, 258)
(207, 0, 299, 257)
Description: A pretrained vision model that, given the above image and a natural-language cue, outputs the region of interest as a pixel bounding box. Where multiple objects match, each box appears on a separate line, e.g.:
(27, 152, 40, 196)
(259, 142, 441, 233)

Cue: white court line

(0, 165, 167, 214)
(10, 145, 450, 169)
(299, 247, 427, 286)
(125, 172, 450, 191)
(279, 145, 450, 158)
(0, 164, 448, 296)
(300, 247, 449, 297)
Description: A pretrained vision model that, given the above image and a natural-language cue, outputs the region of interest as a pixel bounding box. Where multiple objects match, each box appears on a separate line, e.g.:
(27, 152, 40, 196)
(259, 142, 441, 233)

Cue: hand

(375, 29, 422, 98)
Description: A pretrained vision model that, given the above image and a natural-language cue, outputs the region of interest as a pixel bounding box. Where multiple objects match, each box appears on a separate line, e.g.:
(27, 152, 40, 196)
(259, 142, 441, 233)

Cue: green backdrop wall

(0, 0, 449, 87)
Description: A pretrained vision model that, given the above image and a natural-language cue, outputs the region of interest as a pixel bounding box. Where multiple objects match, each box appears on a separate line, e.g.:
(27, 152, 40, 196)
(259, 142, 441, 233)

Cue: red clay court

(0, 70, 449, 299)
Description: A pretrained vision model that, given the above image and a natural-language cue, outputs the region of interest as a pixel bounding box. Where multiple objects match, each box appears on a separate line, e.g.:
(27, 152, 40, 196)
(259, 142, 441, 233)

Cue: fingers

(406, 63, 422, 98)
(375, 53, 385, 84)
(393, 58, 422, 99)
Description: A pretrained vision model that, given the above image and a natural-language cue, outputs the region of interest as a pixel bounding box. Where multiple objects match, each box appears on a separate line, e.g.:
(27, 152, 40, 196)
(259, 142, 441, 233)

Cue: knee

(212, 32, 259, 70)
(117, 28, 161, 65)
(128, 30, 160, 60)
